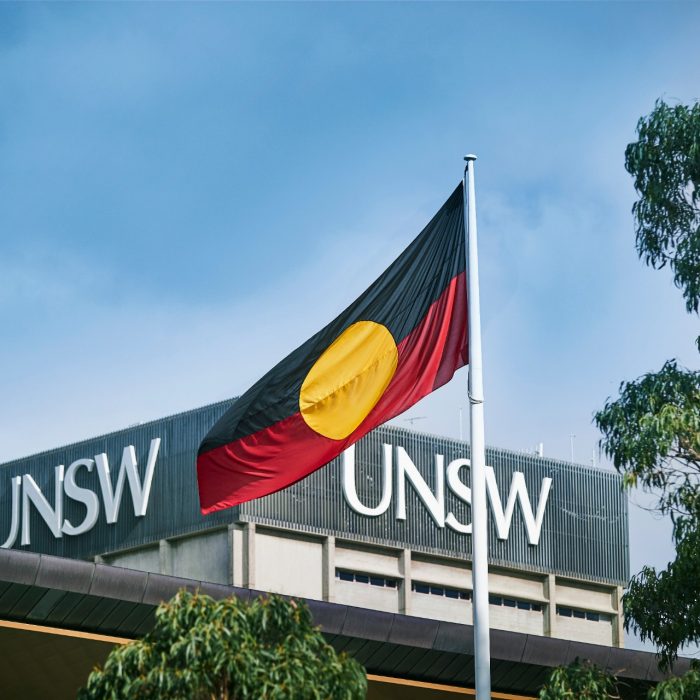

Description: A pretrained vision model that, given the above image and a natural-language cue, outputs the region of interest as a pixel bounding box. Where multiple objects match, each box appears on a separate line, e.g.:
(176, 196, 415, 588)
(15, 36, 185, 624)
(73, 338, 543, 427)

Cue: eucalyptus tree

(594, 100, 700, 672)
(79, 591, 366, 700)
(538, 659, 621, 699)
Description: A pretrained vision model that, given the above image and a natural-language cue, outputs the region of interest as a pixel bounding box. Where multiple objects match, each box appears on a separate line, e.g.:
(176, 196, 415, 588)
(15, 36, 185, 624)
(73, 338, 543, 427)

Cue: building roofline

(2, 396, 615, 478)
(0, 549, 684, 695)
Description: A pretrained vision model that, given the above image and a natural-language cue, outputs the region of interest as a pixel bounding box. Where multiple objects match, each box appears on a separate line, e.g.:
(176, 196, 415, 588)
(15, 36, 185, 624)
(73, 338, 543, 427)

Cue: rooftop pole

(463, 155, 491, 698)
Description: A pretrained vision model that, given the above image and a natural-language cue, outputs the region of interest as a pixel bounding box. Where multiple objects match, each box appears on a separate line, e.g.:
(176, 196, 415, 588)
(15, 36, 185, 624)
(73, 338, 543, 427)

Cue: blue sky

(1, 2, 699, 652)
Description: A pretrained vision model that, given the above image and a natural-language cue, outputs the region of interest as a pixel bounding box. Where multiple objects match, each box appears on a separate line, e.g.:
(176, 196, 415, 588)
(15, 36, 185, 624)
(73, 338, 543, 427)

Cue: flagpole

(464, 155, 491, 698)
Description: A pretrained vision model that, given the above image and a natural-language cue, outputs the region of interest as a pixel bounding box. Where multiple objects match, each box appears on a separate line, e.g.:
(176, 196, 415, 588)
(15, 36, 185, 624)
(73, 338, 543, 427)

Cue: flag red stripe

(198, 271, 466, 514)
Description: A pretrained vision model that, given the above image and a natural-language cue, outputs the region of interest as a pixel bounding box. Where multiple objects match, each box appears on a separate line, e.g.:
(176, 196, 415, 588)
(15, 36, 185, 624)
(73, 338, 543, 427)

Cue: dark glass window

(557, 606, 607, 622)
(412, 582, 470, 600)
(335, 570, 398, 588)
(491, 595, 543, 612)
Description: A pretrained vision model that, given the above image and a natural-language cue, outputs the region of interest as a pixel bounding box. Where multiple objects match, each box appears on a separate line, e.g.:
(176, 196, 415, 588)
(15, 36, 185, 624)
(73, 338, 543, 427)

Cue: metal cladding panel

(0, 401, 239, 560)
(241, 425, 630, 585)
(0, 401, 629, 585)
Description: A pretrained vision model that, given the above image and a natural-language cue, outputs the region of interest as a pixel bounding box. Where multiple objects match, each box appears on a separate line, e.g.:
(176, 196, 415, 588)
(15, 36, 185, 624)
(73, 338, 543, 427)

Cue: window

(557, 606, 610, 622)
(490, 595, 542, 612)
(412, 582, 470, 600)
(335, 569, 397, 588)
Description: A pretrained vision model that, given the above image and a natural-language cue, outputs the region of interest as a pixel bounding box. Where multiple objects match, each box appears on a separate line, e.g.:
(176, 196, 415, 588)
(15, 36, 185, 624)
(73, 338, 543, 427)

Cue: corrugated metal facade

(0, 400, 629, 585)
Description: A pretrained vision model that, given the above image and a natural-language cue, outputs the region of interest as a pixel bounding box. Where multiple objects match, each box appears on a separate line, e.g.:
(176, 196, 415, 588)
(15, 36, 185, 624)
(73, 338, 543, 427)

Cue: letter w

(95, 439, 161, 524)
(485, 468, 552, 545)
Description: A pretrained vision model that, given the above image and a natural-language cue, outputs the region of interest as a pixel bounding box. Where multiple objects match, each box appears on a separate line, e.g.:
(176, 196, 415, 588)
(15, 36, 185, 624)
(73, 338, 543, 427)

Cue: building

(0, 399, 683, 698)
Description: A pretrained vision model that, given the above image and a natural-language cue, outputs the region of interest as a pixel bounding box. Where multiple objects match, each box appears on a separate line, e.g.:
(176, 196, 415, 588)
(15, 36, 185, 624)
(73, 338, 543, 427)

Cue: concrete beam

(322, 536, 335, 603)
(544, 574, 556, 638)
(158, 539, 173, 576)
(399, 549, 411, 615)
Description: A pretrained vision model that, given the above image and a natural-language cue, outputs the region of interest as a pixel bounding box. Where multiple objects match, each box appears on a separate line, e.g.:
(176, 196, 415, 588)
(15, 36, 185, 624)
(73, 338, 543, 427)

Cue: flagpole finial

(464, 154, 477, 161)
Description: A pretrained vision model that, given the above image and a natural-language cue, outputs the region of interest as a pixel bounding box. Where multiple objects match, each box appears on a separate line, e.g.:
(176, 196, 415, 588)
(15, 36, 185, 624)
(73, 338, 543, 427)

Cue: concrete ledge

(90, 563, 148, 603)
(388, 613, 439, 649)
(564, 639, 611, 668)
(434, 619, 473, 654)
(34, 555, 94, 594)
(141, 573, 201, 605)
(341, 606, 394, 642)
(307, 599, 348, 635)
(522, 635, 570, 667)
(0, 549, 692, 695)
(0, 549, 40, 585)
(491, 626, 528, 663)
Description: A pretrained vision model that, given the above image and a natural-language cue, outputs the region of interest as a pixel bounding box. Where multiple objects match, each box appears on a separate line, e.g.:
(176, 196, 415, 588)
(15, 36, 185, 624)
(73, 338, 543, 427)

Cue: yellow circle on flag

(299, 321, 399, 440)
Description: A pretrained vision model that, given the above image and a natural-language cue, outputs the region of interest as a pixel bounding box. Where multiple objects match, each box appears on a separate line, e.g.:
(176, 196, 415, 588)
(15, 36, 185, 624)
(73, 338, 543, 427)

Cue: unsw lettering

(1, 438, 160, 549)
(342, 444, 553, 545)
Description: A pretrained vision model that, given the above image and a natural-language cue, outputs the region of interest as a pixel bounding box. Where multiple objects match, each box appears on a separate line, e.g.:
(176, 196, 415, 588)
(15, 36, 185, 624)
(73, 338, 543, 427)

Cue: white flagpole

(464, 155, 491, 698)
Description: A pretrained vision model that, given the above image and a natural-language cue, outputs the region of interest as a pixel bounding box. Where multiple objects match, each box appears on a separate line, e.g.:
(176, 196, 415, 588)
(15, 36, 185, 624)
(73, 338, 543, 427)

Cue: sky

(0, 2, 699, 653)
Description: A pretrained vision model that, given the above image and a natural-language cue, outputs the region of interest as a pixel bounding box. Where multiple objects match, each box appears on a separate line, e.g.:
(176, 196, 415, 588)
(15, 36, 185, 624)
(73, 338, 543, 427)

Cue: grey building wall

(0, 397, 630, 648)
(98, 522, 624, 647)
(0, 398, 629, 586)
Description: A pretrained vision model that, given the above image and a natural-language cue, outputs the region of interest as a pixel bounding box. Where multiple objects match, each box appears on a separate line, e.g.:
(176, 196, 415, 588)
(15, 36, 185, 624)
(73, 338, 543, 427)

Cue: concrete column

(322, 536, 336, 602)
(159, 539, 173, 576)
(612, 585, 625, 648)
(399, 548, 412, 615)
(243, 522, 256, 588)
(228, 524, 243, 586)
(544, 574, 556, 637)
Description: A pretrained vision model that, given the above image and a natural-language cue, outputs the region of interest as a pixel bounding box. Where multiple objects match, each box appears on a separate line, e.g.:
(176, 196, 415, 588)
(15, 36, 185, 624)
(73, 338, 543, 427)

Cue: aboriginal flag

(197, 184, 467, 514)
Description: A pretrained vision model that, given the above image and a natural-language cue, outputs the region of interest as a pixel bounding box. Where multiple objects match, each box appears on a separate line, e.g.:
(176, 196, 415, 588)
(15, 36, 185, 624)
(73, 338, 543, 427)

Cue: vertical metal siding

(0, 400, 239, 560)
(0, 403, 629, 585)
(242, 425, 629, 585)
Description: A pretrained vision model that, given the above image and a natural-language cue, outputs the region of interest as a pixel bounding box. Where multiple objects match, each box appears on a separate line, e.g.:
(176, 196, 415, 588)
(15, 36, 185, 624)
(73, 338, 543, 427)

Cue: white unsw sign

(1, 438, 161, 549)
(342, 444, 553, 545)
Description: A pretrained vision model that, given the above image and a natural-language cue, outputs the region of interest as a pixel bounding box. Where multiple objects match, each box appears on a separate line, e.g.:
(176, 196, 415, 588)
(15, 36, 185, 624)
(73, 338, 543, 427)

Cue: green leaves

(649, 663, 700, 700)
(595, 361, 700, 668)
(623, 520, 700, 671)
(592, 99, 700, 681)
(595, 360, 700, 517)
(538, 659, 620, 699)
(625, 100, 700, 315)
(78, 591, 367, 700)
(539, 659, 700, 699)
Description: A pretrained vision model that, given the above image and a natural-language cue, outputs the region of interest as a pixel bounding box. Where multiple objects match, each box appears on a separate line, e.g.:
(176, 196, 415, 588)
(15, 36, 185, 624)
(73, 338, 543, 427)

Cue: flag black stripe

(199, 184, 465, 455)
